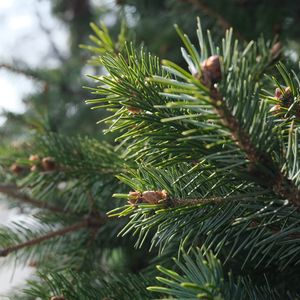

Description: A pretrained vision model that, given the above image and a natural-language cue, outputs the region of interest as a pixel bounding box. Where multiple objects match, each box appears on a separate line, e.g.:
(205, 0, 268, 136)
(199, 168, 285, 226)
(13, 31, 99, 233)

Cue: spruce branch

(0, 214, 107, 257)
(125, 190, 257, 207)
(209, 86, 300, 208)
(22, 270, 154, 300)
(0, 220, 87, 257)
(0, 63, 45, 82)
(148, 248, 281, 299)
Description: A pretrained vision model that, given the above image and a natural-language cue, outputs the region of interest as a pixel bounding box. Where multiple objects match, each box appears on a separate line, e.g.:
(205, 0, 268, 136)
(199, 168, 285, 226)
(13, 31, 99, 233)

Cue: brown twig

(0, 220, 88, 257)
(180, 0, 245, 41)
(168, 196, 222, 208)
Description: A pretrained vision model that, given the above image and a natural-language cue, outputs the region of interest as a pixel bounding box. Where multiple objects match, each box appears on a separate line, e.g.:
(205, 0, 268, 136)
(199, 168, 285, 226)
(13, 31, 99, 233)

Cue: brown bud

(128, 106, 143, 114)
(29, 154, 40, 162)
(282, 87, 293, 108)
(30, 165, 38, 172)
(201, 55, 221, 86)
(129, 191, 141, 199)
(271, 42, 282, 60)
(269, 104, 281, 114)
(274, 88, 282, 99)
(42, 157, 56, 171)
(284, 86, 291, 95)
(142, 190, 168, 204)
(128, 191, 142, 205)
(10, 163, 23, 175)
(50, 296, 65, 300)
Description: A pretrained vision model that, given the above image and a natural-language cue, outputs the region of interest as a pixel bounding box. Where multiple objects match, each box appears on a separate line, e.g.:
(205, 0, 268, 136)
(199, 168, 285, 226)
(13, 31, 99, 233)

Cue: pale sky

(0, 0, 68, 125)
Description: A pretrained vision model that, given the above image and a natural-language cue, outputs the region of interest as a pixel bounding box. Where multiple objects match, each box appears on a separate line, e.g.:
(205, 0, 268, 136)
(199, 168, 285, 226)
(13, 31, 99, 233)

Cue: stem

(170, 196, 223, 207)
(169, 191, 269, 207)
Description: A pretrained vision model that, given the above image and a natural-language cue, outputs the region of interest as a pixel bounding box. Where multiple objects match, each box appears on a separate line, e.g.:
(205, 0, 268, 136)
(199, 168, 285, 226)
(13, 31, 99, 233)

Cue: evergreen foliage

(2, 1, 300, 299)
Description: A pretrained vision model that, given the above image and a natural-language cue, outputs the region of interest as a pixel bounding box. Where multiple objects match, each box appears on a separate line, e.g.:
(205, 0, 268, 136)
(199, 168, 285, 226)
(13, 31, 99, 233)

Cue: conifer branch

(209, 87, 300, 208)
(0, 64, 44, 81)
(0, 220, 88, 257)
(0, 214, 107, 257)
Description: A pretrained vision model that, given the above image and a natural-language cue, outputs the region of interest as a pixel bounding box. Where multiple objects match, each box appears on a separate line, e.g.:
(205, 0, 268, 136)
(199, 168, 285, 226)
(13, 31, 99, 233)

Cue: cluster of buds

(29, 154, 40, 172)
(200, 55, 222, 87)
(128, 190, 168, 206)
(41, 156, 56, 171)
(269, 87, 295, 115)
(10, 163, 24, 176)
(276, 87, 293, 107)
(271, 42, 282, 61)
(10, 155, 57, 175)
(29, 155, 56, 172)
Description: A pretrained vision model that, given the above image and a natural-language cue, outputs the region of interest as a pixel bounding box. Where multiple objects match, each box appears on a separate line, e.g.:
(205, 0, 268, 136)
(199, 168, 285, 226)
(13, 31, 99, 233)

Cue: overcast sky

(0, 0, 68, 125)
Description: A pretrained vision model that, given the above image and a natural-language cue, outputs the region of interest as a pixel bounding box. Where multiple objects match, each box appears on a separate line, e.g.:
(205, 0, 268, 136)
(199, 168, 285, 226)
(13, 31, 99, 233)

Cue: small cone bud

(271, 42, 282, 60)
(29, 154, 40, 162)
(128, 191, 142, 205)
(282, 86, 293, 108)
(30, 165, 38, 172)
(201, 55, 221, 86)
(269, 104, 281, 114)
(128, 106, 143, 114)
(142, 190, 168, 204)
(284, 86, 291, 95)
(129, 191, 141, 199)
(10, 163, 23, 175)
(50, 296, 65, 300)
(274, 88, 282, 99)
(42, 157, 56, 171)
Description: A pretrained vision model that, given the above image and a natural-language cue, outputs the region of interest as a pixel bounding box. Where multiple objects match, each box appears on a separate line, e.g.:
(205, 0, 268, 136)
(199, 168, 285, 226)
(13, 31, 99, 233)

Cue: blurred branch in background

(35, 6, 66, 63)
(179, 0, 245, 40)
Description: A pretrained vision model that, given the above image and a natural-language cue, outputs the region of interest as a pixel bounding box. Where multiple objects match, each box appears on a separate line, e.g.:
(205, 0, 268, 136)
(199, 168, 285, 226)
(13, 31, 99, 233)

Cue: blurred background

(0, 0, 300, 295)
